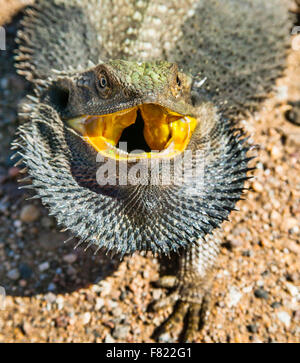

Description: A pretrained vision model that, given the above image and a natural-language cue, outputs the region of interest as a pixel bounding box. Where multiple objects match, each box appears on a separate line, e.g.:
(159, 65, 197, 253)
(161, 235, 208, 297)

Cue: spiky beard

(13, 100, 252, 257)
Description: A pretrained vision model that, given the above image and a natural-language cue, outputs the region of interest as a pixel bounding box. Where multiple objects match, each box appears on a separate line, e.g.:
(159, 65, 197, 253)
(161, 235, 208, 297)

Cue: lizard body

(13, 0, 292, 341)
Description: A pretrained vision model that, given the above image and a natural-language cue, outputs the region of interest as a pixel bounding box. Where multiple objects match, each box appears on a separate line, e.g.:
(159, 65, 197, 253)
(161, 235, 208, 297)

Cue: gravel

(0, 1, 299, 343)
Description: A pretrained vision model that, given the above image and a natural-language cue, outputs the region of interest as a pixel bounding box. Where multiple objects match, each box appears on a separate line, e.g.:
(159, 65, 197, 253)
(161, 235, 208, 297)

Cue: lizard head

(16, 60, 250, 256)
(46, 60, 200, 159)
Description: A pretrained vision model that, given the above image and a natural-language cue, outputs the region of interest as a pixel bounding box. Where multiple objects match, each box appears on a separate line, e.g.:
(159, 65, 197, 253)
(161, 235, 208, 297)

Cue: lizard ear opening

(48, 84, 70, 112)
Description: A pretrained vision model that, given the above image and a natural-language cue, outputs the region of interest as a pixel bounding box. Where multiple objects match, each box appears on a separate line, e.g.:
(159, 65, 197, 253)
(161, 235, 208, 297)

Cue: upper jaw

(61, 89, 196, 121)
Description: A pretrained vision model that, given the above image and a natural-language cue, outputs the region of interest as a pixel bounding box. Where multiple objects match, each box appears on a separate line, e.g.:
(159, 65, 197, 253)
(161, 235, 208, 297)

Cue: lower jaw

(67, 103, 197, 160)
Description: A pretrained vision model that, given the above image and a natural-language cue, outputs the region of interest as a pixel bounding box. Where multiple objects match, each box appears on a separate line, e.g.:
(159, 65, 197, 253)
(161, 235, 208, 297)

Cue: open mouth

(67, 103, 197, 159)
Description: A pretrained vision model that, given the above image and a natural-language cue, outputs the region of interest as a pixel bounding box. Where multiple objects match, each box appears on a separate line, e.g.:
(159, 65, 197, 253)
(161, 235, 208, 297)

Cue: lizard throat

(67, 103, 197, 160)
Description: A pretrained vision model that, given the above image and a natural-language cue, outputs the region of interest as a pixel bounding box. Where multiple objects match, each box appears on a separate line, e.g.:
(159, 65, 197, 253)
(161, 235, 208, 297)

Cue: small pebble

(112, 306, 123, 317)
(41, 217, 54, 228)
(105, 334, 115, 343)
(20, 204, 40, 223)
(243, 286, 253, 294)
(44, 293, 56, 304)
(242, 250, 252, 257)
(252, 181, 263, 192)
(294, 310, 300, 323)
(254, 288, 269, 300)
(95, 298, 105, 310)
(19, 279, 27, 287)
(47, 283, 56, 292)
(13, 220, 22, 228)
(152, 288, 163, 300)
(228, 286, 243, 307)
(270, 210, 281, 222)
(285, 283, 299, 298)
(271, 302, 282, 309)
(272, 199, 281, 210)
(112, 325, 130, 340)
(22, 321, 33, 335)
(246, 324, 258, 334)
(276, 311, 291, 328)
(63, 253, 77, 264)
(81, 312, 91, 325)
(270, 145, 281, 158)
(54, 294, 63, 303)
(7, 268, 20, 280)
(285, 107, 300, 126)
(158, 332, 172, 343)
(99, 281, 112, 295)
(38, 262, 50, 272)
(256, 280, 264, 287)
(0, 78, 8, 89)
(8, 167, 20, 178)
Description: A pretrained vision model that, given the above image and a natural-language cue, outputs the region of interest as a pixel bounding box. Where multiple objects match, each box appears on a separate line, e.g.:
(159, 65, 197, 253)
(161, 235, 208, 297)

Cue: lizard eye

(99, 74, 107, 89)
(176, 76, 181, 87)
(96, 72, 111, 98)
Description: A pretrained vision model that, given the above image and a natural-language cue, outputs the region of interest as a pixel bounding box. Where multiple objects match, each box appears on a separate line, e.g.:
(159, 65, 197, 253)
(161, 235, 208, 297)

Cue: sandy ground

(0, 1, 299, 343)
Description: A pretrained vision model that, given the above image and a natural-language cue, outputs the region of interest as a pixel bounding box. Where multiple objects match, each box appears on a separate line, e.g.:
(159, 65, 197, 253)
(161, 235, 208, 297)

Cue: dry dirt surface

(0, 1, 299, 343)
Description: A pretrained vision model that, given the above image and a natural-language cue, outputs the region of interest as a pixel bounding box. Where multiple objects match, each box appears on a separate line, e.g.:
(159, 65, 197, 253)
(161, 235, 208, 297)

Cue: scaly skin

(41, 60, 195, 118)
(13, 0, 292, 341)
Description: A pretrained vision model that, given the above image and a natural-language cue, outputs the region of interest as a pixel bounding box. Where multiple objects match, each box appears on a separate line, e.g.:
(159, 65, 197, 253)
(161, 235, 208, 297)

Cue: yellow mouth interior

(67, 103, 197, 159)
